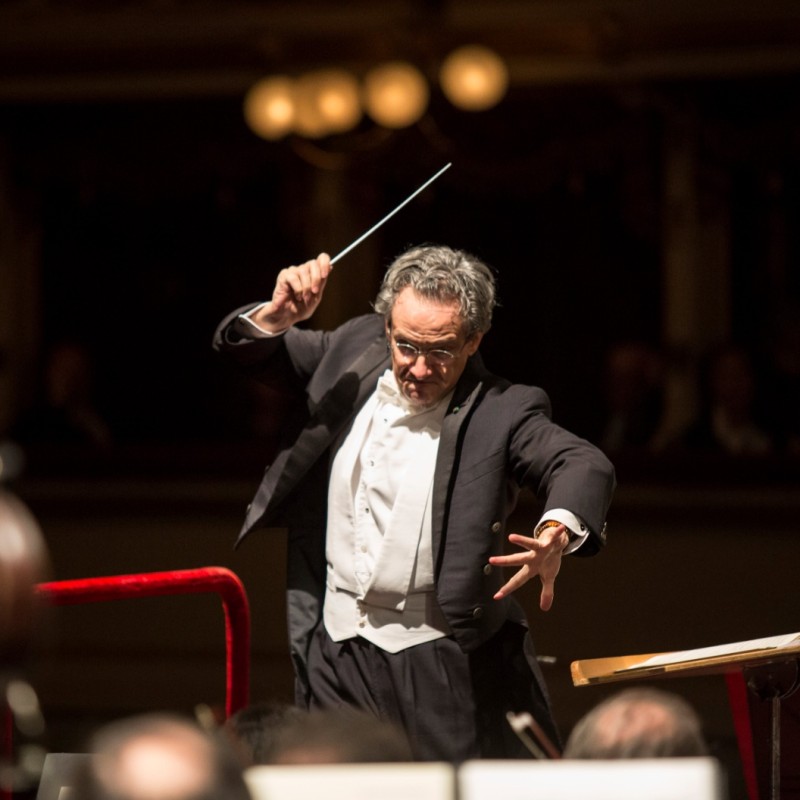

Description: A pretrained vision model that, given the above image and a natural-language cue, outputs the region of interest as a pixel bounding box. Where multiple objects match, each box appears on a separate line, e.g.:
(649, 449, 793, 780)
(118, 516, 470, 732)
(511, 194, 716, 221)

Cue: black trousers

(306, 620, 559, 762)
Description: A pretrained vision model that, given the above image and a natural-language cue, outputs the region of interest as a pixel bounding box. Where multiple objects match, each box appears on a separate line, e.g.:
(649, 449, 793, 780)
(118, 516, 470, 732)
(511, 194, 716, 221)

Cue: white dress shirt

(324, 369, 453, 653)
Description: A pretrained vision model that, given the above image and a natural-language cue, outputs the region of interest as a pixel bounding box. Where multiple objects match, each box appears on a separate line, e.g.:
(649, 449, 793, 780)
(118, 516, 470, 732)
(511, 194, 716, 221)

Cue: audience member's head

(12, 340, 112, 449)
(71, 713, 251, 800)
(266, 708, 414, 764)
(563, 687, 709, 759)
(694, 344, 772, 455)
(0, 489, 50, 669)
(223, 701, 306, 766)
(600, 341, 664, 452)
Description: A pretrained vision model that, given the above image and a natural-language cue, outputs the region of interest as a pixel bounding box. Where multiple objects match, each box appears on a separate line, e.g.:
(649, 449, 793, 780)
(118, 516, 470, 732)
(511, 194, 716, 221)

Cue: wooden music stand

(571, 633, 800, 800)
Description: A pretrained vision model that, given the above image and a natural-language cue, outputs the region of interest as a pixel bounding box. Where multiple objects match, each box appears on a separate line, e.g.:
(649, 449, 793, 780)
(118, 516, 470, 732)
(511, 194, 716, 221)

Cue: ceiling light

(363, 61, 430, 129)
(439, 45, 509, 111)
(243, 76, 295, 140)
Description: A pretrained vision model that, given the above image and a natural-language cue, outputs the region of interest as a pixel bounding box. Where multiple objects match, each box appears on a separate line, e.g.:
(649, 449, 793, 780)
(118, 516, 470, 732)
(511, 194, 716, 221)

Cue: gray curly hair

(373, 245, 497, 339)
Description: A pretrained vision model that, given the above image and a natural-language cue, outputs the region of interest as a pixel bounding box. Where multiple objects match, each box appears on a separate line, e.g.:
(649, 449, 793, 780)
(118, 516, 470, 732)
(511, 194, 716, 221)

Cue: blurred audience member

(682, 345, 772, 456)
(71, 713, 250, 800)
(266, 708, 414, 764)
(598, 341, 664, 454)
(0, 488, 50, 670)
(1, 488, 50, 795)
(13, 340, 112, 449)
(563, 687, 709, 759)
(223, 701, 306, 767)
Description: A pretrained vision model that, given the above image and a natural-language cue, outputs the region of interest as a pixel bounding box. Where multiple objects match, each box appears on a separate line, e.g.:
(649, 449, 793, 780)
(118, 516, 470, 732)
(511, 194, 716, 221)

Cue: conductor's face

(387, 287, 483, 408)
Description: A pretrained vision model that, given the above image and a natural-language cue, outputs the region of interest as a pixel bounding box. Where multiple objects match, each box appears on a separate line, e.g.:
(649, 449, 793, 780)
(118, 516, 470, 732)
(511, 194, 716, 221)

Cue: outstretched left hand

(489, 524, 569, 611)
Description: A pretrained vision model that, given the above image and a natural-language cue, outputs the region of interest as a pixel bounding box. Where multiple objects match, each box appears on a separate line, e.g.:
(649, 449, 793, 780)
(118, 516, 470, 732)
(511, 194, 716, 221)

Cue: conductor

(214, 244, 615, 761)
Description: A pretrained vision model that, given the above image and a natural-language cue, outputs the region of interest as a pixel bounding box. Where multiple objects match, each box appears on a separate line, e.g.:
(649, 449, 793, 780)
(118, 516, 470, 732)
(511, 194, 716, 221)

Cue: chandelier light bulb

(291, 69, 362, 138)
(363, 61, 429, 129)
(439, 45, 509, 111)
(310, 69, 363, 134)
(243, 76, 296, 140)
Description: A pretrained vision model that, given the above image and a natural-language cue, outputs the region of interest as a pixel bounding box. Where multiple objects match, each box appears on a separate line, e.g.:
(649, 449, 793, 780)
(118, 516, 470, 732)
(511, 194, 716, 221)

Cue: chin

(402, 385, 441, 408)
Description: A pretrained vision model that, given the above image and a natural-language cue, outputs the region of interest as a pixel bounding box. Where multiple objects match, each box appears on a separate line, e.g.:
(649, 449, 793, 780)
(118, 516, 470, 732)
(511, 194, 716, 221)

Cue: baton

(330, 162, 452, 265)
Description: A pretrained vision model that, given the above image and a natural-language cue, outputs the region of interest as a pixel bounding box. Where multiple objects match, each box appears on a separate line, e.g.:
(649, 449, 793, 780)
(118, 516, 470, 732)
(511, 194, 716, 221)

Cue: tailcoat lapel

(431, 360, 484, 568)
(239, 336, 389, 540)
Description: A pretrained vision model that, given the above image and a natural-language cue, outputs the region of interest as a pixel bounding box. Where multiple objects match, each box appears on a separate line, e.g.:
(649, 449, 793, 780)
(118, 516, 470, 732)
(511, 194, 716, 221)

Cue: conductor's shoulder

(480, 374, 552, 409)
(335, 312, 385, 338)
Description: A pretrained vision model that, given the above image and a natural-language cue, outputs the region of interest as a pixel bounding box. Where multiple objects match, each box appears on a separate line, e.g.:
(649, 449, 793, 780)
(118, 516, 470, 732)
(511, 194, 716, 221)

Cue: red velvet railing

(2, 568, 250, 800)
(35, 566, 251, 718)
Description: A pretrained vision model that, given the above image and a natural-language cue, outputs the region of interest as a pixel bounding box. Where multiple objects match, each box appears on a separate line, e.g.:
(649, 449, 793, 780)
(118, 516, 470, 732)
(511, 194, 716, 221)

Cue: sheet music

(636, 632, 800, 670)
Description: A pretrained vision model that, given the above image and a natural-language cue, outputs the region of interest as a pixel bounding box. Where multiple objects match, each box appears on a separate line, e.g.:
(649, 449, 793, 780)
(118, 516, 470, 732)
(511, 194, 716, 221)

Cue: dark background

(6, 78, 800, 448)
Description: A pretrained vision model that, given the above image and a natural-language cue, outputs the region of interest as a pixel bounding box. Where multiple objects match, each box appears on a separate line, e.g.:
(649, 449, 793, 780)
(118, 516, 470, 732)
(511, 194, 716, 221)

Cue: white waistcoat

(323, 370, 452, 653)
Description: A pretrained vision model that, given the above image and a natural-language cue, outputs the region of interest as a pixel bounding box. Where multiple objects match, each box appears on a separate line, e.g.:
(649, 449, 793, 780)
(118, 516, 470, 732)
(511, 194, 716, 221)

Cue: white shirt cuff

(235, 303, 289, 338)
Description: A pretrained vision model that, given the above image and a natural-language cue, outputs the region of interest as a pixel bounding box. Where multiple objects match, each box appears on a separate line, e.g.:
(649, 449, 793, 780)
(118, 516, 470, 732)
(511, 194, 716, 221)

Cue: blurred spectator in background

(563, 687, 709, 759)
(681, 345, 773, 457)
(223, 701, 306, 767)
(71, 713, 250, 800)
(13, 340, 112, 450)
(597, 341, 665, 454)
(265, 708, 414, 764)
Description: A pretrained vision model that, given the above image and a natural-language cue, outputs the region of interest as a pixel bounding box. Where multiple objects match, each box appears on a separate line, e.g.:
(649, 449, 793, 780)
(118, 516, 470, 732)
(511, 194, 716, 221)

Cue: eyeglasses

(391, 338, 461, 366)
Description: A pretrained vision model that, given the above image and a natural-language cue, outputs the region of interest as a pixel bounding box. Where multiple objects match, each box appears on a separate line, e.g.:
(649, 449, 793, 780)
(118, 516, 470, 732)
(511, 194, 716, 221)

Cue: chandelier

(243, 45, 509, 141)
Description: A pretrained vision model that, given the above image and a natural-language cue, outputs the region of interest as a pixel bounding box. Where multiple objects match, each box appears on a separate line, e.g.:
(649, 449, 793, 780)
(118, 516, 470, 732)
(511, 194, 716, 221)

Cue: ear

(465, 332, 483, 356)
